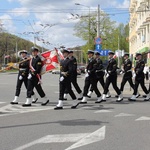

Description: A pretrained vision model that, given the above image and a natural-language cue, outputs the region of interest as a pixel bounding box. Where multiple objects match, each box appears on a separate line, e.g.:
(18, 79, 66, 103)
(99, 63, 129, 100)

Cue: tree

(74, 11, 129, 61)
(0, 31, 43, 65)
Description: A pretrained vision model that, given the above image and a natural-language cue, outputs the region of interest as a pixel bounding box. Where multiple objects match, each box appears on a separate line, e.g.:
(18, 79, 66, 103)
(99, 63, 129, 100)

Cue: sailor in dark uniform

(129, 53, 149, 101)
(99, 51, 123, 103)
(87, 51, 111, 100)
(22, 47, 49, 107)
(10, 50, 37, 104)
(116, 53, 135, 102)
(63, 50, 83, 100)
(80, 50, 102, 104)
(54, 49, 80, 110)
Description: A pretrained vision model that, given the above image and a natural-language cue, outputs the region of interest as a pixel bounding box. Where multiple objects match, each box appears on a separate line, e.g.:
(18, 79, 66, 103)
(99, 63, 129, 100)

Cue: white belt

(19, 68, 26, 71)
(96, 70, 103, 72)
(127, 70, 132, 72)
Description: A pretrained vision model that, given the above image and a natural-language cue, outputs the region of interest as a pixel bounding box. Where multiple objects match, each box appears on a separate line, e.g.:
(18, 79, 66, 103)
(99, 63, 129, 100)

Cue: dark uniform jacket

(134, 59, 145, 79)
(95, 58, 104, 78)
(19, 57, 29, 77)
(123, 59, 132, 79)
(30, 55, 42, 76)
(60, 57, 73, 79)
(70, 56, 77, 77)
(86, 57, 97, 78)
(107, 58, 117, 76)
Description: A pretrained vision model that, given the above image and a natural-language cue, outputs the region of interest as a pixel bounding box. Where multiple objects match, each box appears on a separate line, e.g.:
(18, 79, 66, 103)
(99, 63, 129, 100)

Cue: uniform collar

(64, 57, 69, 60)
(125, 58, 129, 62)
(33, 55, 38, 59)
(109, 58, 114, 61)
(89, 57, 93, 61)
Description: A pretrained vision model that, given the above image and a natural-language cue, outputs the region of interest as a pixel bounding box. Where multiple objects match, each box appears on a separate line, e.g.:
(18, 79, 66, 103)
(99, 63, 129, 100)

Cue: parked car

(77, 68, 81, 75)
(78, 66, 86, 73)
(52, 70, 60, 74)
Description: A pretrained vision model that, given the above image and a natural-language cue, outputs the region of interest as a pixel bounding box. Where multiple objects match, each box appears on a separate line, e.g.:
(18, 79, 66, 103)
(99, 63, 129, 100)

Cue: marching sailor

(10, 50, 37, 104)
(54, 49, 80, 110)
(22, 47, 49, 107)
(80, 50, 102, 104)
(117, 53, 135, 101)
(100, 51, 123, 103)
(63, 50, 83, 100)
(129, 53, 149, 101)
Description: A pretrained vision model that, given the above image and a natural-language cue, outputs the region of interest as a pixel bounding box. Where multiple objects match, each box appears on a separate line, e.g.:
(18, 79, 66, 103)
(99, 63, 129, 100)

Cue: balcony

(146, 16, 150, 22)
(140, 0, 145, 5)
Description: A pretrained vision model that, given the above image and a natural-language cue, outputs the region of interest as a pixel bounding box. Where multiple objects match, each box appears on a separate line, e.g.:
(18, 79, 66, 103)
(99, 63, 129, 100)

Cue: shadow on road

(0, 119, 109, 129)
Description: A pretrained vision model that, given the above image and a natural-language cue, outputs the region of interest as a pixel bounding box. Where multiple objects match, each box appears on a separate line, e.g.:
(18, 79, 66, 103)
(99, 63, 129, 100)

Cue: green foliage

(0, 31, 42, 64)
(74, 11, 129, 60)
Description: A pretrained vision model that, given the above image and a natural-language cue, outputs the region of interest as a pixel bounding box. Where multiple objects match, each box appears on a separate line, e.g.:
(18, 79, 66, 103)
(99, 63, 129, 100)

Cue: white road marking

(135, 116, 150, 121)
(115, 113, 135, 117)
(94, 110, 113, 113)
(65, 126, 106, 150)
(81, 106, 92, 109)
(0, 104, 54, 117)
(0, 102, 6, 104)
(13, 126, 106, 150)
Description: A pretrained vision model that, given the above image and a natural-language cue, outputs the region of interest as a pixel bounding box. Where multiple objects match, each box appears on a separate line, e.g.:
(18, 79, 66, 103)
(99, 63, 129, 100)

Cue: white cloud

(0, 14, 16, 33)
(11, 7, 30, 17)
(118, 0, 129, 8)
(4, 0, 129, 48)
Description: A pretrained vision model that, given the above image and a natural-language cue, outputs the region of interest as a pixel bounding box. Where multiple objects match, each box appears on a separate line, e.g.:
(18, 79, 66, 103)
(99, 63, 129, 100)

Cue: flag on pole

(4, 55, 10, 58)
(40, 49, 59, 74)
(54, 48, 64, 60)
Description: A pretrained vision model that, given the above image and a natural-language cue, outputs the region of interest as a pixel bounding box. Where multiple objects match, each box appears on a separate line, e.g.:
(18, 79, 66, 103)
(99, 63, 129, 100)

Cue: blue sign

(95, 37, 102, 44)
(95, 49, 110, 56)
(95, 44, 102, 50)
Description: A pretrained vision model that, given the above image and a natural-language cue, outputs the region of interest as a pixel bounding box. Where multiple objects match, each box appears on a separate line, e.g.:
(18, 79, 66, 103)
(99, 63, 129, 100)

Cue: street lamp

(75, 3, 91, 50)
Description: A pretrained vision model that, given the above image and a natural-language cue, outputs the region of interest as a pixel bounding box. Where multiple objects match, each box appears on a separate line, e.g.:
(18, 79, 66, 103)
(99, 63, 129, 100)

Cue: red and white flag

(40, 49, 59, 74)
(54, 48, 64, 60)
(4, 55, 10, 58)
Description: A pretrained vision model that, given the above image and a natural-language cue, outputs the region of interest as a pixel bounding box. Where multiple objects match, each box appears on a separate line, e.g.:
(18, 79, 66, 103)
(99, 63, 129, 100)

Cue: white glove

(19, 75, 23, 80)
(106, 73, 109, 78)
(85, 73, 89, 78)
(28, 73, 32, 79)
(60, 76, 64, 82)
(61, 72, 67, 77)
(133, 73, 136, 78)
(104, 70, 107, 76)
(120, 71, 123, 75)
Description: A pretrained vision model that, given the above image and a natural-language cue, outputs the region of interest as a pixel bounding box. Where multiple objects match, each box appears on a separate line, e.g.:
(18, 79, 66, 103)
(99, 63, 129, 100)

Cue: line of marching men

(10, 47, 150, 110)
(54, 49, 150, 110)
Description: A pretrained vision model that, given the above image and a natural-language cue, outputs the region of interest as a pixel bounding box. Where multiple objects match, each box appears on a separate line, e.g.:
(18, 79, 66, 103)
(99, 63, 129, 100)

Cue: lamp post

(75, 3, 91, 50)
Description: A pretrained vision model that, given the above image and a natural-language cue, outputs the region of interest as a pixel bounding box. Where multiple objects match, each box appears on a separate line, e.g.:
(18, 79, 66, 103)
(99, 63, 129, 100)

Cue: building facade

(129, 0, 150, 65)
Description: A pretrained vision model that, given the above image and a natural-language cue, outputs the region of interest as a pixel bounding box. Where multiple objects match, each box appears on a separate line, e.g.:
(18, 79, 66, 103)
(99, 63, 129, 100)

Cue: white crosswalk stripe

(135, 116, 150, 121)
(0, 102, 6, 104)
(95, 110, 113, 113)
(115, 113, 135, 117)
(0, 104, 54, 117)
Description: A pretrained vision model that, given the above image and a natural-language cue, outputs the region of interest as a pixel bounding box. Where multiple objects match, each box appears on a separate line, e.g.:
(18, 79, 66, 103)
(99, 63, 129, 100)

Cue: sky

(0, 0, 129, 50)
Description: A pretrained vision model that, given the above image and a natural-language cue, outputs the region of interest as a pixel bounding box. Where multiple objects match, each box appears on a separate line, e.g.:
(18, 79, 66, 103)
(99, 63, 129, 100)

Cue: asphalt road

(0, 72, 150, 150)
